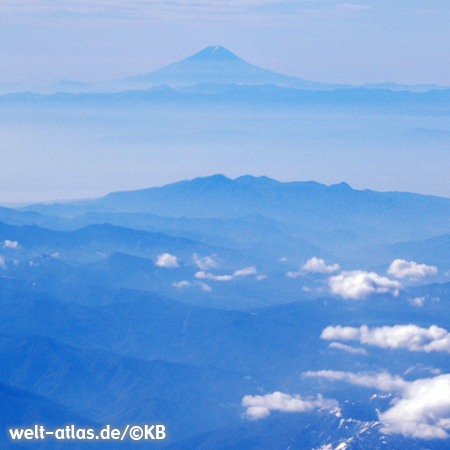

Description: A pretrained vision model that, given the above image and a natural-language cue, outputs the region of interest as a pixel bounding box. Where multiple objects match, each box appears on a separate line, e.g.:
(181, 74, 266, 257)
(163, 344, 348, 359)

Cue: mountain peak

(185, 46, 242, 63)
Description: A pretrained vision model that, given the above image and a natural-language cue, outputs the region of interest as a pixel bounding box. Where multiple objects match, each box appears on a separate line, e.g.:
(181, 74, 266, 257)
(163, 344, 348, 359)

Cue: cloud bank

(321, 324, 450, 353)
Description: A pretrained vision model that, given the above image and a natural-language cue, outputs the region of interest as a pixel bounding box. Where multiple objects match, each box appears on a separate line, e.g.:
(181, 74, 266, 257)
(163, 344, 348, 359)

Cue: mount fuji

(115, 45, 332, 90)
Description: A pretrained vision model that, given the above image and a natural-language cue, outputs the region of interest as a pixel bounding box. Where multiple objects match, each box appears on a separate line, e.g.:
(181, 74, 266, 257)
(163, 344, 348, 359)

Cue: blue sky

(1, 0, 450, 85)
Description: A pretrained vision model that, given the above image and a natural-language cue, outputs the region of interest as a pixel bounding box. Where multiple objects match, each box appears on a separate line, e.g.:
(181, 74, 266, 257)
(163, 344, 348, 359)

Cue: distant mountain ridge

(23, 174, 450, 245)
(2, 46, 447, 94)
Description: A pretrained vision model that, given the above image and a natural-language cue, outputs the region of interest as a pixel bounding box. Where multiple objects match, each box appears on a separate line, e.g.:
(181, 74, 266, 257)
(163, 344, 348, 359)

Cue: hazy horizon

(1, 1, 450, 86)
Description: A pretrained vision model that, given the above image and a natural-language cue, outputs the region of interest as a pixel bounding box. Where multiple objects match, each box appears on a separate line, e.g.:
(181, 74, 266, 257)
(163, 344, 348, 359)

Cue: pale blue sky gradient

(1, 0, 449, 85)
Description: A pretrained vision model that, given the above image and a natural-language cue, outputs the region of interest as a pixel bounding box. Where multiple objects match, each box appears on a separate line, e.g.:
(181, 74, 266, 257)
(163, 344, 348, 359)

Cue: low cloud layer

(305, 370, 450, 439)
(155, 253, 179, 268)
(321, 324, 450, 353)
(388, 259, 438, 280)
(242, 391, 337, 420)
(328, 270, 401, 300)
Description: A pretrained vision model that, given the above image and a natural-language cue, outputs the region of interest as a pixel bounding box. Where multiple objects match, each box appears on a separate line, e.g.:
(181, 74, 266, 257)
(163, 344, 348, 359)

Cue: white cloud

(3, 240, 19, 249)
(173, 280, 212, 291)
(0, 255, 5, 268)
(302, 257, 340, 274)
(387, 259, 438, 280)
(379, 375, 450, 439)
(328, 270, 401, 300)
(305, 370, 450, 439)
(195, 271, 233, 281)
(155, 253, 179, 268)
(242, 391, 337, 420)
(286, 271, 301, 278)
(328, 342, 367, 355)
(195, 266, 258, 281)
(198, 282, 212, 291)
(173, 280, 191, 288)
(233, 266, 257, 277)
(304, 370, 407, 391)
(410, 296, 426, 307)
(321, 324, 450, 354)
(193, 253, 218, 271)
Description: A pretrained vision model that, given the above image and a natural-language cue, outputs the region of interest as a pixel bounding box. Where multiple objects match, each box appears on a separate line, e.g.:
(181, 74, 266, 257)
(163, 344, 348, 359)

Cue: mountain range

(1, 173, 450, 448)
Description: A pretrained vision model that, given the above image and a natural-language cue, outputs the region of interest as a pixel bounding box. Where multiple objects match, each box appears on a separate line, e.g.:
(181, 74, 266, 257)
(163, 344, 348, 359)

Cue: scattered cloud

(155, 253, 179, 268)
(328, 342, 367, 355)
(3, 240, 19, 249)
(242, 391, 337, 420)
(302, 257, 340, 274)
(321, 324, 450, 354)
(328, 270, 401, 300)
(306, 370, 450, 439)
(387, 259, 438, 280)
(0, 255, 5, 268)
(193, 253, 218, 271)
(290, 259, 436, 299)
